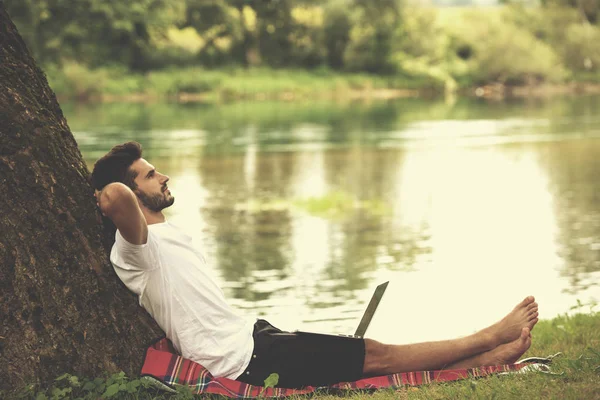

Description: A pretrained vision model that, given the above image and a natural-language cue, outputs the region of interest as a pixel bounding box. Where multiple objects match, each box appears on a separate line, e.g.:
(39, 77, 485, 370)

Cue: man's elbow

(101, 183, 136, 217)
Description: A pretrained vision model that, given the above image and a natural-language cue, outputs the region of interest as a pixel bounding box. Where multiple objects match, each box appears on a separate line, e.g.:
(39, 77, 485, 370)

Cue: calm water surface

(67, 96, 600, 344)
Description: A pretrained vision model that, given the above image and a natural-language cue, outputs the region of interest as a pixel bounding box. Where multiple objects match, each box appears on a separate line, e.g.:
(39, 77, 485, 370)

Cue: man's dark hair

(91, 142, 143, 190)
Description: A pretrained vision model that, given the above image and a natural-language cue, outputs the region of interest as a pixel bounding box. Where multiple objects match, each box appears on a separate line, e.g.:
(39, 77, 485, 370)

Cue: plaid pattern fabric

(140, 337, 529, 398)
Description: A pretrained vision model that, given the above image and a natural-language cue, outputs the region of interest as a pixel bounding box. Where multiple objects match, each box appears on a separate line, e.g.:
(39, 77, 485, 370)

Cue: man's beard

(136, 190, 175, 212)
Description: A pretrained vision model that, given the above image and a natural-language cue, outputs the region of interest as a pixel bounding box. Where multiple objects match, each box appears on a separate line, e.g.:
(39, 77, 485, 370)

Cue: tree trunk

(0, 2, 162, 392)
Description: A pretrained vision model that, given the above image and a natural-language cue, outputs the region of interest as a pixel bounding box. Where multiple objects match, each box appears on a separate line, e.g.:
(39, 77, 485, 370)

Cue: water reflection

(539, 140, 600, 294)
(71, 96, 600, 342)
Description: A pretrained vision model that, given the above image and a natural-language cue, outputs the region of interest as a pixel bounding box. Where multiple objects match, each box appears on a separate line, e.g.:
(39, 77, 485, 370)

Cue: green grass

(293, 191, 390, 219)
(44, 64, 428, 103)
(7, 311, 600, 399)
(230, 191, 391, 220)
(318, 311, 600, 399)
(44, 62, 600, 104)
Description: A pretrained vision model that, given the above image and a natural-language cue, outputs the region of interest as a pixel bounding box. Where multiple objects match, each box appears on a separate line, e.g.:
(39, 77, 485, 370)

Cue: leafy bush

(45, 62, 108, 100)
(16, 372, 158, 400)
(343, 2, 401, 74)
(506, 5, 600, 75)
(442, 8, 567, 86)
(560, 24, 600, 73)
(323, 0, 353, 69)
(393, 7, 461, 92)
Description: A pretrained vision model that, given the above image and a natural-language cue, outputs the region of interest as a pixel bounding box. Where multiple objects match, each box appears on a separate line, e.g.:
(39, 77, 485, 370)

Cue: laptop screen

(354, 281, 389, 338)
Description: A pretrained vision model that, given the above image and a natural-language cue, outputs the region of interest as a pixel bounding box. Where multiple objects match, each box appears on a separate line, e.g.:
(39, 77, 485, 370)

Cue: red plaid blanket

(140, 338, 530, 398)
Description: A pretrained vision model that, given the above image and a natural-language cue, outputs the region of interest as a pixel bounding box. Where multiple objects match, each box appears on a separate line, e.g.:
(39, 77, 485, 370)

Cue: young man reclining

(92, 142, 540, 389)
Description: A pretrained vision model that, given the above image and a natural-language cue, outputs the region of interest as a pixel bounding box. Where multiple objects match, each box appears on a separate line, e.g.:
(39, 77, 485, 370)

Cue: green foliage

(8, 0, 600, 95)
(183, 0, 247, 66)
(323, 1, 353, 69)
(540, 0, 598, 24)
(45, 64, 422, 101)
(146, 68, 227, 96)
(558, 24, 600, 73)
(263, 373, 280, 388)
(294, 191, 390, 219)
(253, 0, 296, 67)
(343, 0, 402, 74)
(15, 371, 159, 400)
(259, 372, 280, 395)
(441, 8, 567, 86)
(5, 0, 186, 70)
(393, 7, 460, 92)
(506, 4, 600, 76)
(288, 6, 328, 68)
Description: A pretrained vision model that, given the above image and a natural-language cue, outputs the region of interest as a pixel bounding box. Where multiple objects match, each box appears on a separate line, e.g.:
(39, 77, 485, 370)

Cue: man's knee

(363, 338, 393, 376)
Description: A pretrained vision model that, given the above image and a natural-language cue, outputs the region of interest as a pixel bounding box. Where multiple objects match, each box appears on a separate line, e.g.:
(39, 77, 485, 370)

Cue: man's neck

(142, 209, 166, 225)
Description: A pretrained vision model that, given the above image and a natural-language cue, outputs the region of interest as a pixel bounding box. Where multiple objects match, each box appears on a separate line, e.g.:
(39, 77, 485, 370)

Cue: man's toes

(528, 318, 539, 328)
(520, 327, 530, 341)
(527, 302, 538, 312)
(519, 296, 535, 308)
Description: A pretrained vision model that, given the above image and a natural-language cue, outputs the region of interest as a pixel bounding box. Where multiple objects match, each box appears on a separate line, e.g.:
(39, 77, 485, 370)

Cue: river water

(67, 95, 600, 344)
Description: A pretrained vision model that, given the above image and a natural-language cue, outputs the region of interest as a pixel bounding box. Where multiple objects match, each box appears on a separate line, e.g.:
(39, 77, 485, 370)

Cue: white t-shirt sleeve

(111, 229, 160, 271)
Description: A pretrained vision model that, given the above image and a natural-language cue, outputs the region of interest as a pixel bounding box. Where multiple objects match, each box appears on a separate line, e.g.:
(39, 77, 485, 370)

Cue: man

(92, 142, 540, 389)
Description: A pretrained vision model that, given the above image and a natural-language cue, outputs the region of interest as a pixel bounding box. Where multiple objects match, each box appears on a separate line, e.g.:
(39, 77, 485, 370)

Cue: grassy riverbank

(45, 65, 437, 103)
(45, 64, 600, 103)
(10, 310, 599, 399)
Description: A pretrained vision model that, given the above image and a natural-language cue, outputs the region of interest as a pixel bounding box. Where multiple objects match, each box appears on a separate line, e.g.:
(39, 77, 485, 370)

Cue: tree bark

(0, 2, 163, 392)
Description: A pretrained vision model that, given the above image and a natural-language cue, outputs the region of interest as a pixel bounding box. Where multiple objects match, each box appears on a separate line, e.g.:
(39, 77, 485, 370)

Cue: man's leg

(362, 296, 538, 376)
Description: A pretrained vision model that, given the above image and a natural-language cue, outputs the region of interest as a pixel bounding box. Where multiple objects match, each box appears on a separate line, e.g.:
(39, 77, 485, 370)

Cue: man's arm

(95, 182, 148, 245)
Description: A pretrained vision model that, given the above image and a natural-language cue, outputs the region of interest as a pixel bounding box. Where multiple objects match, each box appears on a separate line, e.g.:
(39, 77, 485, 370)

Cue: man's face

(130, 158, 175, 212)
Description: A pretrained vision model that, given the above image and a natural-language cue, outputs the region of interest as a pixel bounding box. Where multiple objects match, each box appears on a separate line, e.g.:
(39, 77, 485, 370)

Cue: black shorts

(236, 319, 366, 389)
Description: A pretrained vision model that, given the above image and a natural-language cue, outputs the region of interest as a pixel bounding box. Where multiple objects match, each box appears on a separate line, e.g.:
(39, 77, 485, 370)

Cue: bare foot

(480, 327, 531, 366)
(483, 296, 538, 347)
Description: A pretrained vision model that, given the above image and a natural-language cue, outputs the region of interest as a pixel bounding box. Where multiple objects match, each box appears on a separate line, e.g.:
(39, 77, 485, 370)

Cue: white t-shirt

(110, 221, 254, 379)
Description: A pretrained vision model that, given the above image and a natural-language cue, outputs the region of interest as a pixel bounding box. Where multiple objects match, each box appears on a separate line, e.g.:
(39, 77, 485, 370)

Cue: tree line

(5, 0, 402, 73)
(5, 0, 600, 88)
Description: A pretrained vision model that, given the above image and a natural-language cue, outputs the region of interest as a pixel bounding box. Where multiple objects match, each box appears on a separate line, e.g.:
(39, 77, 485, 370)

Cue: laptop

(295, 281, 389, 339)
